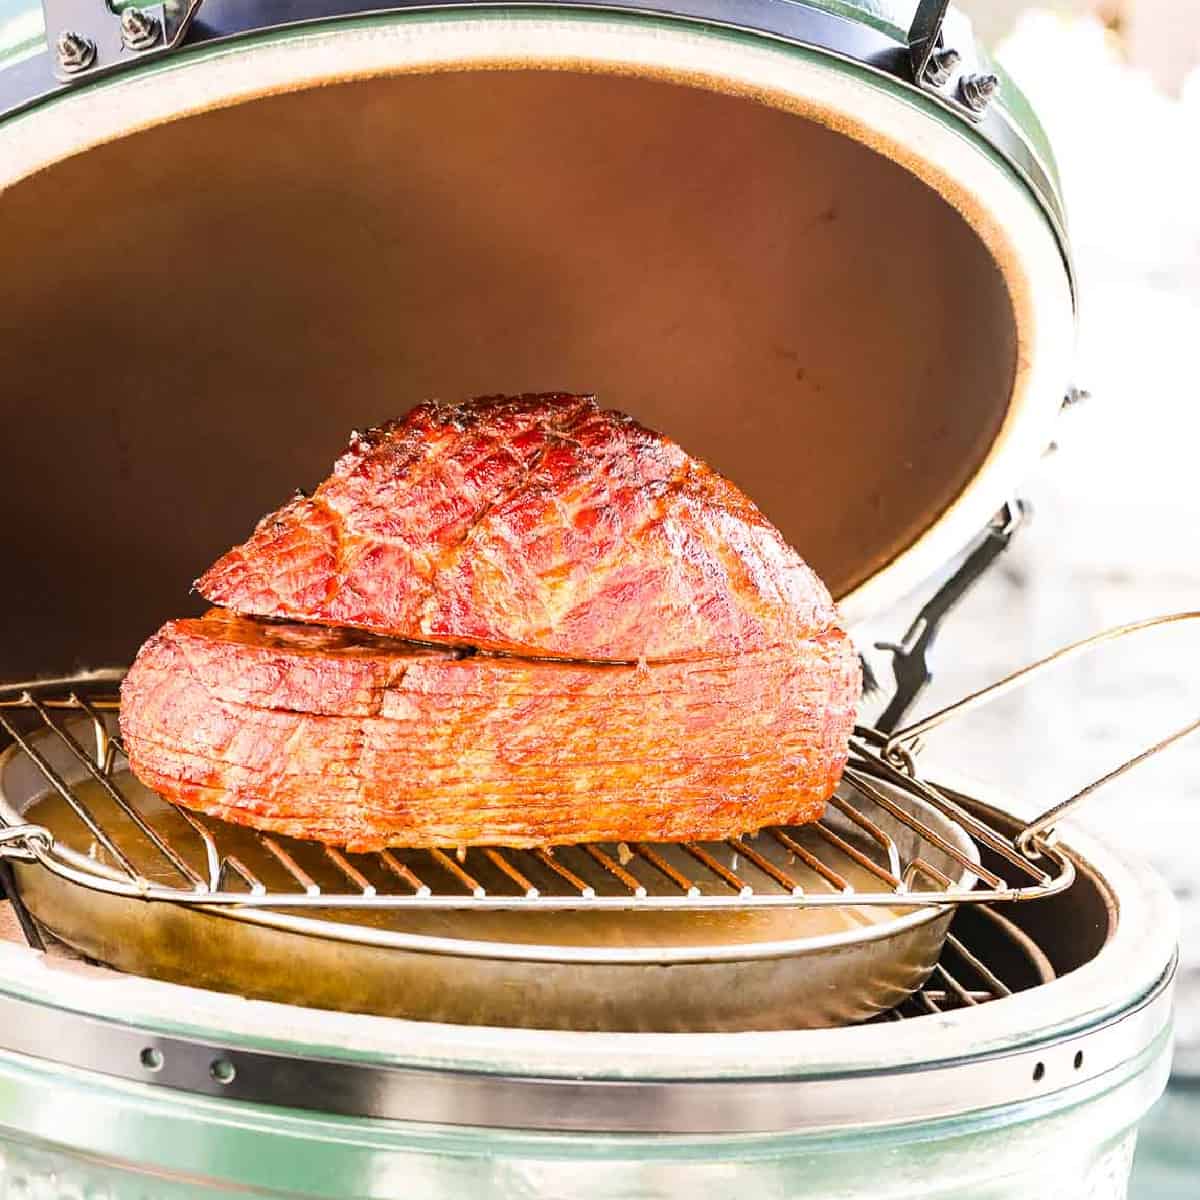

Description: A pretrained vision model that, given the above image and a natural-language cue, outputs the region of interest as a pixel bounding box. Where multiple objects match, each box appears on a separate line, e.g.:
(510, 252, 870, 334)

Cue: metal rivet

(55, 30, 96, 74)
(959, 72, 1001, 113)
(923, 47, 960, 88)
(139, 1046, 163, 1072)
(210, 1057, 236, 1085)
(120, 7, 161, 51)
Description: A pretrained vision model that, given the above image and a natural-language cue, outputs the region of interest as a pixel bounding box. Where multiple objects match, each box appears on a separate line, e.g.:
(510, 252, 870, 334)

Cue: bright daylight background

(859, 2, 1200, 1194)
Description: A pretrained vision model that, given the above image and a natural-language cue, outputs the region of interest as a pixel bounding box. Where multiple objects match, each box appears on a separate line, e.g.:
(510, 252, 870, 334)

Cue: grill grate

(0, 683, 1079, 912)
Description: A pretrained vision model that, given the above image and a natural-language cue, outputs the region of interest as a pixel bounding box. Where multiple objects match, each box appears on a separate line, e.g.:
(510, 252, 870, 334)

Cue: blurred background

(861, 2, 1200, 1194)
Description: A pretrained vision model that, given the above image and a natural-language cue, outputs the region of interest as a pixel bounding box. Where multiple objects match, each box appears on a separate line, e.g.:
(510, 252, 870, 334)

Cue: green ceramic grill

(0, 4, 1180, 1199)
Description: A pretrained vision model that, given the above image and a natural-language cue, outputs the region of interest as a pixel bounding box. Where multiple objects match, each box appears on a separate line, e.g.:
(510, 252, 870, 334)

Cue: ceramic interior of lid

(0, 16, 1074, 676)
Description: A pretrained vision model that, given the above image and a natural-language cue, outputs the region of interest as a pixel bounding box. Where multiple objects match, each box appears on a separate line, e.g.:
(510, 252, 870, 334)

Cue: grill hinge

(873, 499, 1028, 734)
(907, 0, 1000, 119)
(906, 0, 952, 83)
(42, 0, 204, 83)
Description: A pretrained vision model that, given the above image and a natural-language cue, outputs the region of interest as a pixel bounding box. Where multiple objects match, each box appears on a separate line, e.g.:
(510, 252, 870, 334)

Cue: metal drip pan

(0, 710, 978, 1031)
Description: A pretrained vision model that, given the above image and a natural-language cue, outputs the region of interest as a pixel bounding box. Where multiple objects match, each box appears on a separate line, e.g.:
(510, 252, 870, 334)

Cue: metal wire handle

(885, 611, 1200, 852)
(0, 824, 51, 859)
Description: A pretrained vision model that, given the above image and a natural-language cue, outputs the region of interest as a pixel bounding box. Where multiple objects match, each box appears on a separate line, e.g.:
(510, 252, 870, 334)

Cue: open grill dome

(0, 13, 1073, 680)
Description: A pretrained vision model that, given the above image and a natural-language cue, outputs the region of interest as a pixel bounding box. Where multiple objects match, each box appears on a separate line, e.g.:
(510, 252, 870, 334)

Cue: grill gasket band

(0, 960, 1174, 1132)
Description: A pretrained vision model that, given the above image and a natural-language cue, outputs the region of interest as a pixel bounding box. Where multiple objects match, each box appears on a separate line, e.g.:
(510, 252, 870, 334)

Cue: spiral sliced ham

(120, 611, 857, 850)
(121, 394, 860, 849)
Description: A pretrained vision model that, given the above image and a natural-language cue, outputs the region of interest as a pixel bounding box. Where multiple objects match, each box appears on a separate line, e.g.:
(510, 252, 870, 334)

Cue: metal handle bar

(0, 824, 52, 860)
(886, 611, 1200, 852)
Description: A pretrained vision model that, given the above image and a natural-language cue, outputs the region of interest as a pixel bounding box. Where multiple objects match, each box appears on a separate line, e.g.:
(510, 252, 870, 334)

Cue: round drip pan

(1, 712, 978, 1030)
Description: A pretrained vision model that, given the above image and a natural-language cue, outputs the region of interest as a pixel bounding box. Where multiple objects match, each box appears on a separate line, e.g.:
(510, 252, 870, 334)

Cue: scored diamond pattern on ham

(121, 395, 860, 849)
(196, 394, 840, 662)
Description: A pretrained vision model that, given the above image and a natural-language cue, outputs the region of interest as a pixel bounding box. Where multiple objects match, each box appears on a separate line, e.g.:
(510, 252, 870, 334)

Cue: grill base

(0, 787, 1176, 1200)
(0, 1000, 1169, 1198)
(0, 1100, 1156, 1200)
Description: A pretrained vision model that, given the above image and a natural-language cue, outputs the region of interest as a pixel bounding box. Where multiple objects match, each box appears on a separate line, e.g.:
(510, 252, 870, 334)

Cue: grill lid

(0, 3, 1076, 677)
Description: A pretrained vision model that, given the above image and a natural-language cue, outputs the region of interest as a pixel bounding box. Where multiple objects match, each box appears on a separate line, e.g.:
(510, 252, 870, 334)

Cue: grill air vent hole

(1074, 1051, 1084, 1070)
(210, 1058, 236, 1085)
(1032, 1062, 1046, 1082)
(139, 1047, 163, 1072)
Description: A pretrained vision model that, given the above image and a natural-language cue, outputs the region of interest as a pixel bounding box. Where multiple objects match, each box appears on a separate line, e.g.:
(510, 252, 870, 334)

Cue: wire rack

(0, 684, 1069, 913)
(3, 614, 1197, 914)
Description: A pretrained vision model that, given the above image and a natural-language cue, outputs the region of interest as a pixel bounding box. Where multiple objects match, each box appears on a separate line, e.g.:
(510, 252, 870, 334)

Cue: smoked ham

(121, 394, 860, 849)
(196, 394, 839, 662)
(120, 611, 857, 850)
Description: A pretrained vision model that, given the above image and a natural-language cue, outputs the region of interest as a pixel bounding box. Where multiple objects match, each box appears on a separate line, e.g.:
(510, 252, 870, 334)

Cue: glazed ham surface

(121, 394, 861, 849)
(196, 394, 838, 661)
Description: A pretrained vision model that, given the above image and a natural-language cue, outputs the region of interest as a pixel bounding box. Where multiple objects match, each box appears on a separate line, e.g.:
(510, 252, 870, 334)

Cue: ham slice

(121, 395, 860, 849)
(120, 611, 858, 850)
(196, 394, 839, 662)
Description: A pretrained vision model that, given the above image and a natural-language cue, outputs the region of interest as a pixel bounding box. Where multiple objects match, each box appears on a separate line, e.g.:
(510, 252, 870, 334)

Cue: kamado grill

(0, 2, 1188, 1198)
